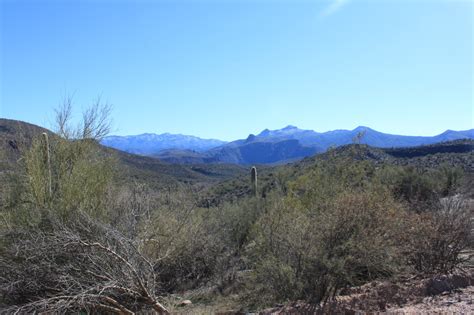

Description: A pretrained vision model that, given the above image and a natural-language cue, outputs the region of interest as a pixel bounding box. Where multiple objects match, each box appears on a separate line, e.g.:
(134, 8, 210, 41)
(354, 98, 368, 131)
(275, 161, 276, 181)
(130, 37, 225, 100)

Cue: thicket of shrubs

(0, 104, 472, 313)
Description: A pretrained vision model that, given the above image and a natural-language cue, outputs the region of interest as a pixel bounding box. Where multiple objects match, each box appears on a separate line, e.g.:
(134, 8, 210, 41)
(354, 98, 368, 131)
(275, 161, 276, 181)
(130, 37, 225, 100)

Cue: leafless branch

(54, 96, 74, 139)
(0, 218, 169, 314)
(53, 95, 113, 141)
(81, 96, 112, 140)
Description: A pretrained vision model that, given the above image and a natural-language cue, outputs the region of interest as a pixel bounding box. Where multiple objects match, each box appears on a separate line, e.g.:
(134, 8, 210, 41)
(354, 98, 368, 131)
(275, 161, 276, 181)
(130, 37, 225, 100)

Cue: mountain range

(101, 133, 226, 155)
(102, 126, 474, 165)
(2, 118, 473, 190)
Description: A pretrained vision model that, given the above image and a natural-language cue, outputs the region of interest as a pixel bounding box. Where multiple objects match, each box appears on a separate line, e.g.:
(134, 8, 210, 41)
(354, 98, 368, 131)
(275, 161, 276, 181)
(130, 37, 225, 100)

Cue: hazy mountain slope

(156, 136, 318, 165)
(151, 149, 220, 164)
(208, 138, 317, 164)
(254, 125, 474, 148)
(101, 133, 226, 155)
(155, 126, 474, 165)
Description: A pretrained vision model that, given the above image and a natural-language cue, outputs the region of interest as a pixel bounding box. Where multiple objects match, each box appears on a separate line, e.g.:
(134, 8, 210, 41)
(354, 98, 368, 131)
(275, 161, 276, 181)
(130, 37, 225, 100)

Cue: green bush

(378, 165, 464, 212)
(436, 165, 463, 197)
(402, 197, 473, 273)
(250, 161, 406, 304)
(391, 167, 437, 210)
(24, 136, 114, 222)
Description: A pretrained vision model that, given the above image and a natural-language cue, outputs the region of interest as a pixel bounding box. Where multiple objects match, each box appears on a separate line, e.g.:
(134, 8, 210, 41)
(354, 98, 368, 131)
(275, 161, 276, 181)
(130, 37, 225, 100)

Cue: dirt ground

(388, 285, 473, 314)
(170, 267, 474, 314)
(258, 270, 474, 315)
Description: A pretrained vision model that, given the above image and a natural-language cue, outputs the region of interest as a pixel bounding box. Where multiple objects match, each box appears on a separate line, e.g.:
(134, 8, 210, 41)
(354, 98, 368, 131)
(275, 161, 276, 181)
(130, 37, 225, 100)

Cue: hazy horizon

(101, 124, 473, 141)
(1, 0, 472, 141)
(2, 115, 473, 142)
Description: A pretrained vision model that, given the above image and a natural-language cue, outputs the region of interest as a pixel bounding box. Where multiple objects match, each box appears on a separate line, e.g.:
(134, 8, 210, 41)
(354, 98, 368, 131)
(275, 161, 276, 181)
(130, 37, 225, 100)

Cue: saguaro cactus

(42, 132, 52, 200)
(251, 166, 258, 197)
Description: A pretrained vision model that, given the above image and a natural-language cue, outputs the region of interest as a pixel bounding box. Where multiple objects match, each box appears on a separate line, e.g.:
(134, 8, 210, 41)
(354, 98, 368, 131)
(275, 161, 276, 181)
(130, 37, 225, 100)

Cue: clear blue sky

(1, 0, 472, 141)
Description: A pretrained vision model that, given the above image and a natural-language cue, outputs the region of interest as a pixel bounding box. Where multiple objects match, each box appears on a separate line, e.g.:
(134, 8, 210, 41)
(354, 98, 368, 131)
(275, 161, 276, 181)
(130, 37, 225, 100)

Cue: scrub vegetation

(0, 104, 472, 314)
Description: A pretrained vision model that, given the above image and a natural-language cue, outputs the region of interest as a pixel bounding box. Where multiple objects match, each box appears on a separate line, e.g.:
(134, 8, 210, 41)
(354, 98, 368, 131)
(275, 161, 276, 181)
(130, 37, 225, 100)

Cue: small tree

(352, 130, 366, 144)
(24, 97, 115, 221)
(1, 98, 170, 313)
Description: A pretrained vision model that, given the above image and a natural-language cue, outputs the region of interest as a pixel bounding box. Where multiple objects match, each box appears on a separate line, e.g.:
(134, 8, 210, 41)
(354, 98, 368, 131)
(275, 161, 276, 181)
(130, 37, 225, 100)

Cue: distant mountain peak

(353, 126, 373, 132)
(440, 129, 455, 135)
(258, 125, 304, 137)
(101, 125, 474, 165)
(246, 134, 257, 142)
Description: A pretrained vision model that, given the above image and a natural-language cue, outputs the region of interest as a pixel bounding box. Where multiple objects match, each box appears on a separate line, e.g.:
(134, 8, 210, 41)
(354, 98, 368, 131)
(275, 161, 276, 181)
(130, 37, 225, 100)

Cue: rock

(426, 277, 452, 295)
(178, 300, 192, 307)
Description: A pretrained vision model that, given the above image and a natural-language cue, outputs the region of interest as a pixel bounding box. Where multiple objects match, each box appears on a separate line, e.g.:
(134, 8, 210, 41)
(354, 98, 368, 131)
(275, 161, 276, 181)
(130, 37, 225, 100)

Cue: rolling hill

(0, 119, 245, 189)
(200, 139, 474, 207)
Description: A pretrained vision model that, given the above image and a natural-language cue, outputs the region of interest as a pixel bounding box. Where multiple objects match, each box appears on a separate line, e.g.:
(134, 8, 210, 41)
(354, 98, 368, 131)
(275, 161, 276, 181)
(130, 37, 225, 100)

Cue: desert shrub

(436, 164, 463, 197)
(378, 164, 465, 212)
(249, 193, 310, 304)
(131, 185, 219, 292)
(108, 182, 158, 238)
(253, 256, 302, 302)
(0, 172, 39, 229)
(214, 198, 261, 251)
(286, 159, 376, 213)
(24, 137, 114, 221)
(378, 166, 439, 212)
(2, 100, 116, 228)
(0, 100, 170, 313)
(148, 206, 221, 292)
(0, 213, 168, 314)
(146, 195, 262, 293)
(2, 100, 472, 312)
(375, 164, 471, 274)
(251, 161, 406, 305)
(402, 196, 473, 274)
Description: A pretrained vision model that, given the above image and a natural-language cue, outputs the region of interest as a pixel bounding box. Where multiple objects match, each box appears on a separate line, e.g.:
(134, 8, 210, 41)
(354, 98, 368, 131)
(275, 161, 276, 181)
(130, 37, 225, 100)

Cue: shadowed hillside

(0, 119, 246, 190)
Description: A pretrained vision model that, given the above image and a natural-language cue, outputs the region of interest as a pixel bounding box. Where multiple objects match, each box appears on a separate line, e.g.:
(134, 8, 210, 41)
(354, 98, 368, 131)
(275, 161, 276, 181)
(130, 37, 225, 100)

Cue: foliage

(0, 100, 154, 314)
(0, 103, 472, 312)
(401, 197, 473, 274)
(250, 161, 406, 304)
(24, 136, 114, 220)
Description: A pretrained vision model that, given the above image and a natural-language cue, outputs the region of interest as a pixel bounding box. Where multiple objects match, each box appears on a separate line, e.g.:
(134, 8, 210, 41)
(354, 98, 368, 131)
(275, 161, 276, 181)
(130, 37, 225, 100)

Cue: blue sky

(1, 0, 472, 141)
